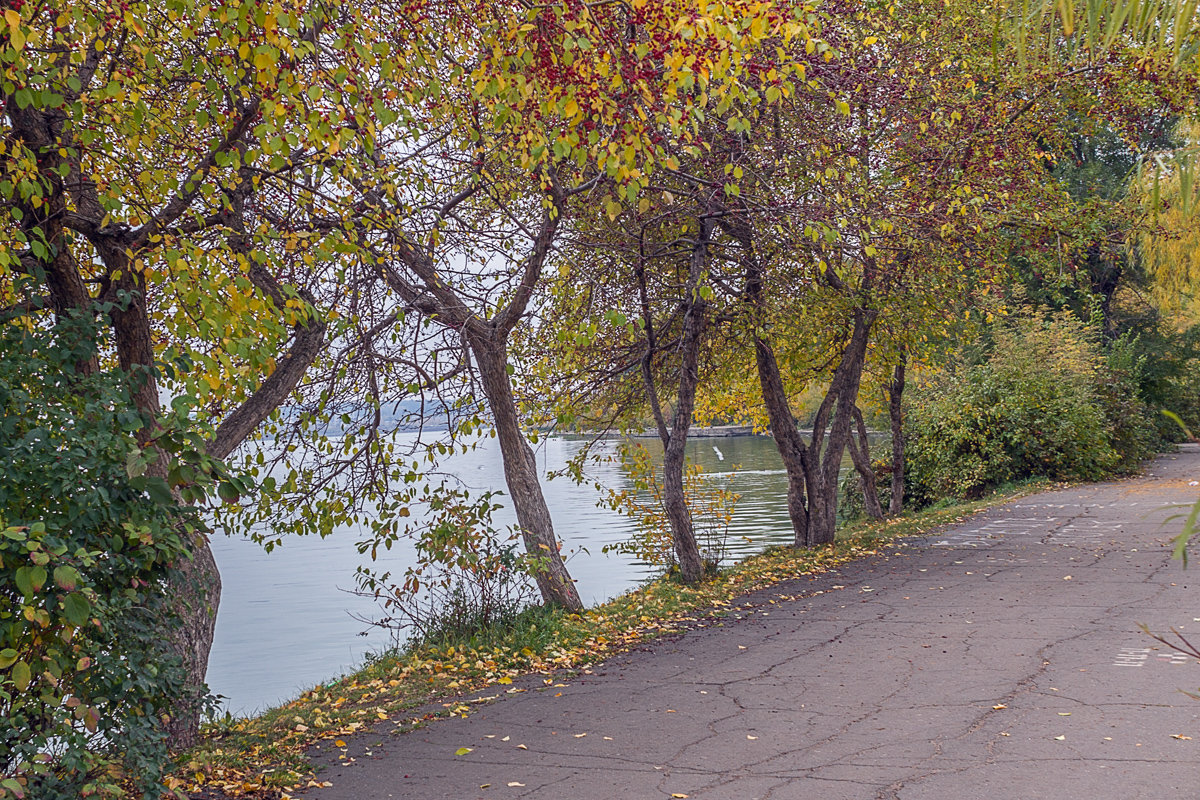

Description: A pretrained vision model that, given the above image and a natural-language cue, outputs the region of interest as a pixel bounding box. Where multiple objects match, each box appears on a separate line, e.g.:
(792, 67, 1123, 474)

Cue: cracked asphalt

(297, 446, 1200, 800)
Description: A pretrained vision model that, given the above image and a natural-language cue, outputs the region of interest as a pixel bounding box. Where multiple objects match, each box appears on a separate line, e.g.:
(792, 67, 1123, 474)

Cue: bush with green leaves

(354, 485, 535, 646)
(0, 314, 220, 799)
(905, 314, 1149, 504)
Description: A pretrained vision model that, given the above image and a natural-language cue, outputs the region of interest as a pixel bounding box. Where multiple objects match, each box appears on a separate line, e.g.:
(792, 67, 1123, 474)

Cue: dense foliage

(0, 315, 218, 799)
(903, 313, 1158, 505)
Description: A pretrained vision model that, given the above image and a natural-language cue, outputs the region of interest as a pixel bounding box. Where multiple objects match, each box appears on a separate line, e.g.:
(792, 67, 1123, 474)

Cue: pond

(206, 432, 880, 715)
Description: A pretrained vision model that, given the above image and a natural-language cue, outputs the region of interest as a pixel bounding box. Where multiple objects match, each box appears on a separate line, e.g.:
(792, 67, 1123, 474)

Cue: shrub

(598, 441, 739, 575)
(905, 313, 1143, 504)
(0, 314, 215, 799)
(354, 486, 535, 646)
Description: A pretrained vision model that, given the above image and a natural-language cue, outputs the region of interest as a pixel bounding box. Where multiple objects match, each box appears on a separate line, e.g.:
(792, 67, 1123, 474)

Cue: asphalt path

(298, 446, 1200, 800)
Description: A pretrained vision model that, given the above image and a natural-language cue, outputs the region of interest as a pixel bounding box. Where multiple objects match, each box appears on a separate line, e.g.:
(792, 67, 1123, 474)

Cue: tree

(0, 313, 233, 798)
(310, 0, 826, 589)
(0, 0, 391, 746)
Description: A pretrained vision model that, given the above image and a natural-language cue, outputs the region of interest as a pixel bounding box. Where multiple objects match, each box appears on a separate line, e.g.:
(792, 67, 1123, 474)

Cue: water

(206, 433, 875, 714)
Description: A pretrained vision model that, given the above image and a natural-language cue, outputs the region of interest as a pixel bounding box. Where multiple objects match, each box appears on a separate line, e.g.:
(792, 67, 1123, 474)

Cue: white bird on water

(713, 445, 724, 461)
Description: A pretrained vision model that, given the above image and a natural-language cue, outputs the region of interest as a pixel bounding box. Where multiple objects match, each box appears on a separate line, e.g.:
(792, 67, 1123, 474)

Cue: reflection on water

(207, 433, 872, 714)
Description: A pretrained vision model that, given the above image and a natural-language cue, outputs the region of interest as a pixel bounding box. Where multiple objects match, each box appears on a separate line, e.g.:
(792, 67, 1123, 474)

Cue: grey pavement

(298, 446, 1200, 799)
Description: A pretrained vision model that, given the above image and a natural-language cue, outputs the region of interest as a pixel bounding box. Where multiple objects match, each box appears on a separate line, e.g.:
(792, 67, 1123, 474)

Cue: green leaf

(13, 567, 33, 597)
(53, 565, 79, 591)
(28, 565, 46, 592)
(218, 481, 240, 503)
(142, 477, 173, 506)
(125, 448, 148, 478)
(0, 649, 17, 669)
(61, 593, 91, 627)
(11, 661, 31, 692)
(454, 747, 473, 756)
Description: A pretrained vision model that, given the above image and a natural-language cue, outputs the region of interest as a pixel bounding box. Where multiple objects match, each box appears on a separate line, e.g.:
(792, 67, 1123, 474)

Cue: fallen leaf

(480, 784, 491, 789)
(1172, 734, 1193, 740)
(747, 735, 758, 740)
(992, 704, 1007, 710)
(335, 740, 347, 748)
(671, 795, 689, 799)
(454, 747, 472, 756)
(574, 733, 587, 738)
(516, 744, 528, 750)
(1058, 713, 1071, 716)
(501, 736, 510, 742)
(1054, 735, 1066, 741)
(1063, 576, 1073, 581)
(508, 782, 525, 787)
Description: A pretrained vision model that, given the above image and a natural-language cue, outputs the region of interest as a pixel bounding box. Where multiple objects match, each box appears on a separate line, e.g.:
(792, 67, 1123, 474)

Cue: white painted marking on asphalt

(1113, 647, 1150, 667)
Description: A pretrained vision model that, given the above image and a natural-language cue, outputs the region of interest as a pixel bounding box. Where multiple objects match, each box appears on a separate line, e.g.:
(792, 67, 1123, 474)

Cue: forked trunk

(811, 309, 878, 543)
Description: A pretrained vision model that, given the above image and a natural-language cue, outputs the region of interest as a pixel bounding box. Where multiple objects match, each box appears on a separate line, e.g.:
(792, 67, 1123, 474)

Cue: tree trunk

(160, 538, 221, 749)
(742, 245, 814, 548)
(809, 308, 878, 545)
(888, 356, 907, 515)
(656, 218, 713, 585)
(848, 405, 884, 520)
(471, 334, 583, 610)
(753, 336, 812, 546)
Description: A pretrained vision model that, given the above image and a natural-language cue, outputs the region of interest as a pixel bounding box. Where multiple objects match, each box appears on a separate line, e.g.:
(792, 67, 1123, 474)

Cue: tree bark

(656, 217, 713, 585)
(888, 356, 907, 515)
(470, 335, 583, 609)
(806, 308, 878, 545)
(740, 238, 815, 547)
(753, 336, 813, 546)
(848, 405, 884, 520)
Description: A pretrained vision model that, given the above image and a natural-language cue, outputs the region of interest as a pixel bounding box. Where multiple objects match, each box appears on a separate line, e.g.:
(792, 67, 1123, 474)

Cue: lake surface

(207, 433, 870, 715)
